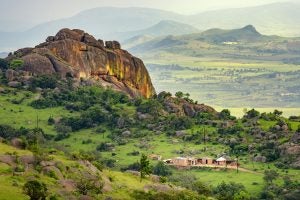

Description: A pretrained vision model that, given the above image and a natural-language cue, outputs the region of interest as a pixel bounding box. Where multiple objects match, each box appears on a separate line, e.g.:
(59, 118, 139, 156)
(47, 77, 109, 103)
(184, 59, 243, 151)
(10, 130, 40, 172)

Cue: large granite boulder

(5, 28, 156, 98)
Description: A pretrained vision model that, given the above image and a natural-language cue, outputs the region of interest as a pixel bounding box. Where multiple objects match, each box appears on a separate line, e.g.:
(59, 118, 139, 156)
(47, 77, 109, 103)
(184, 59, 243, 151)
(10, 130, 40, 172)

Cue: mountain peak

(241, 25, 260, 34)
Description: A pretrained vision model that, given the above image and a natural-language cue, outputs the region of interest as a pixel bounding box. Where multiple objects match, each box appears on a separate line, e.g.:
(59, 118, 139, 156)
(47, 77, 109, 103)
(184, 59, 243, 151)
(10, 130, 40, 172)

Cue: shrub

(9, 59, 24, 70)
(213, 181, 246, 200)
(30, 75, 58, 89)
(47, 116, 55, 125)
(0, 58, 8, 70)
(153, 161, 172, 176)
(192, 181, 211, 196)
(23, 180, 48, 200)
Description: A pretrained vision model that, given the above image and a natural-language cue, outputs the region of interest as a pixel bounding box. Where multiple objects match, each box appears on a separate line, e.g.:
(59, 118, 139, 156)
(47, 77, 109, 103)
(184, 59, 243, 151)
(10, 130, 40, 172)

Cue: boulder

(6, 28, 155, 98)
(11, 138, 25, 149)
(122, 130, 131, 137)
(183, 103, 196, 117)
(5, 69, 18, 81)
(291, 132, 300, 143)
(105, 41, 121, 49)
(253, 155, 267, 163)
(8, 81, 21, 88)
(82, 33, 104, 49)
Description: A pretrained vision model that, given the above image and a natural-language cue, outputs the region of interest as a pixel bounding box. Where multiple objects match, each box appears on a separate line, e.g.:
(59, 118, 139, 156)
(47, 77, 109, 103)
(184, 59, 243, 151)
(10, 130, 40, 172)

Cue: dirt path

(170, 164, 262, 174)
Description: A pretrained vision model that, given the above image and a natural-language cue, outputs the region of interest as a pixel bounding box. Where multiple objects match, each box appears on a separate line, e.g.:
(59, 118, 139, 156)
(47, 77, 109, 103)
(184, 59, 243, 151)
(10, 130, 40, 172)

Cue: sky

(0, 0, 295, 31)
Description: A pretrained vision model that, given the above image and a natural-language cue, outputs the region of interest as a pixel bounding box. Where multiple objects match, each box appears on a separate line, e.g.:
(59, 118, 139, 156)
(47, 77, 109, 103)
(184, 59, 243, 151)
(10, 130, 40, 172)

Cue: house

(201, 157, 214, 165)
(171, 157, 197, 167)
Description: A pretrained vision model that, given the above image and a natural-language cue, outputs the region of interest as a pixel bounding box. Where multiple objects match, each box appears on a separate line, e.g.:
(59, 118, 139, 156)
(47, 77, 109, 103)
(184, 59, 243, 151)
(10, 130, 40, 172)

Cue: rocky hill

(5, 28, 156, 98)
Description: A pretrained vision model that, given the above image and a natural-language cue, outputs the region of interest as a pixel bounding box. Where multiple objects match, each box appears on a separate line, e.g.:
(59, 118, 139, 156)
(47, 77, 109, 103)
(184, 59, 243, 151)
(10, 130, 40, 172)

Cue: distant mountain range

(0, 2, 300, 52)
(127, 25, 300, 64)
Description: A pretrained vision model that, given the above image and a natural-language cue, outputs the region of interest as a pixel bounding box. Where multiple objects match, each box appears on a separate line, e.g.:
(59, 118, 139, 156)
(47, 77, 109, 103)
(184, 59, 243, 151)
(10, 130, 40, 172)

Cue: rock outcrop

(6, 28, 156, 98)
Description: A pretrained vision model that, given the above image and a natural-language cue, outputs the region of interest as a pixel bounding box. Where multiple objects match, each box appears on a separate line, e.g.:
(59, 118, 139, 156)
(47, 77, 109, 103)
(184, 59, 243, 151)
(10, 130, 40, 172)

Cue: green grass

(0, 143, 32, 156)
(0, 88, 75, 135)
(187, 169, 264, 195)
(0, 176, 29, 200)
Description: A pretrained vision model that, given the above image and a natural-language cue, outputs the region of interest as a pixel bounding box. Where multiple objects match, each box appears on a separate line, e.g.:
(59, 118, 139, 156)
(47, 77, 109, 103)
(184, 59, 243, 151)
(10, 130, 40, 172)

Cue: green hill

(0, 72, 299, 199)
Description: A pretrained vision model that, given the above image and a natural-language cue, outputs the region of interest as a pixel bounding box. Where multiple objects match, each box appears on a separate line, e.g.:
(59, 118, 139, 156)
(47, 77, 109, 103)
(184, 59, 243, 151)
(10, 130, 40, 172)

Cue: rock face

(6, 28, 156, 98)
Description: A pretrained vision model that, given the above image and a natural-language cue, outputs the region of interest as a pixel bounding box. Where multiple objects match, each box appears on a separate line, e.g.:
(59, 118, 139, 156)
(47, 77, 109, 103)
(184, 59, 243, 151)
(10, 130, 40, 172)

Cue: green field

(142, 54, 300, 113)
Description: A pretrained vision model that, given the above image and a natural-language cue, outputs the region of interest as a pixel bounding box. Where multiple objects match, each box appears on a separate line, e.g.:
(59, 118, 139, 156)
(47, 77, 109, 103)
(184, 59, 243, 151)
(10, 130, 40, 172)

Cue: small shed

(216, 157, 227, 166)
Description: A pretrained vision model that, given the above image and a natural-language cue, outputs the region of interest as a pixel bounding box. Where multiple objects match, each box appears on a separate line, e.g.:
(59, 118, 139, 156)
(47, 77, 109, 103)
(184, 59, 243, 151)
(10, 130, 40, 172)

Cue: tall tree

(140, 154, 151, 182)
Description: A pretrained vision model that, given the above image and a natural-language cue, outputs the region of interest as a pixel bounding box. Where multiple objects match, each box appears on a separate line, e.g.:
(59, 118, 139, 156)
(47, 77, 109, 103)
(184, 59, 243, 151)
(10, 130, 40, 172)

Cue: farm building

(216, 157, 227, 165)
(200, 157, 214, 165)
(171, 157, 197, 167)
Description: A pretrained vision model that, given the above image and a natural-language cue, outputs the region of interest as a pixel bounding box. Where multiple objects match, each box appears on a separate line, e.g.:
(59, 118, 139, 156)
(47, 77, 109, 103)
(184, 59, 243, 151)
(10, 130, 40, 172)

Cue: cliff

(6, 28, 156, 98)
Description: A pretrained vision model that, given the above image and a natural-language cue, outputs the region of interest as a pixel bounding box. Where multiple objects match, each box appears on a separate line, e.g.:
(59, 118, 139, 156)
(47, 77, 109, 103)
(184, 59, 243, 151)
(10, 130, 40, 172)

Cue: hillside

(0, 77, 299, 199)
(113, 20, 199, 41)
(128, 25, 300, 57)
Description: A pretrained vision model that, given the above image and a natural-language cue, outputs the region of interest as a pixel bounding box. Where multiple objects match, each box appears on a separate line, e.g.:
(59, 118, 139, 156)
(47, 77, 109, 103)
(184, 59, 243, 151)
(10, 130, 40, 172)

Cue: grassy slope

(0, 87, 299, 197)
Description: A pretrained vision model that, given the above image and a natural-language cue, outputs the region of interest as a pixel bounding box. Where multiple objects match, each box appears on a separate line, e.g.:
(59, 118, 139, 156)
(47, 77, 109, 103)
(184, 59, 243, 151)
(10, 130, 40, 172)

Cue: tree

(0, 58, 8, 70)
(219, 109, 231, 120)
(175, 91, 184, 99)
(263, 170, 279, 184)
(9, 59, 24, 70)
(76, 176, 103, 195)
(23, 180, 48, 200)
(273, 109, 283, 117)
(213, 181, 246, 200)
(153, 161, 172, 177)
(140, 154, 151, 182)
(245, 109, 260, 119)
(192, 181, 211, 196)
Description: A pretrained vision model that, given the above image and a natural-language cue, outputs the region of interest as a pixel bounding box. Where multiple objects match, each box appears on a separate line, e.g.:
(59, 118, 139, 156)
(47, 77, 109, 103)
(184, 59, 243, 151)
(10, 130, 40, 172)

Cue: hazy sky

(0, 0, 295, 30)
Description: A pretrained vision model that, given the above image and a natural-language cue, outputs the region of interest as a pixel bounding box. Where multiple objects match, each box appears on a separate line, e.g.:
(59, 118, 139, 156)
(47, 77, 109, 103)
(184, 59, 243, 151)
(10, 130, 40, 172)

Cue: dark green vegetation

(0, 69, 300, 199)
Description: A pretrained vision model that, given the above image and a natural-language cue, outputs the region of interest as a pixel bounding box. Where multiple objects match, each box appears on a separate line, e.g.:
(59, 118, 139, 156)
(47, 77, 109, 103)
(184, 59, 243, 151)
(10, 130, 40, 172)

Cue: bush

(192, 181, 211, 196)
(31, 75, 58, 89)
(244, 109, 260, 119)
(153, 161, 172, 176)
(96, 142, 114, 152)
(213, 181, 247, 200)
(48, 116, 55, 125)
(122, 162, 140, 171)
(23, 180, 48, 200)
(0, 58, 8, 70)
(9, 59, 24, 70)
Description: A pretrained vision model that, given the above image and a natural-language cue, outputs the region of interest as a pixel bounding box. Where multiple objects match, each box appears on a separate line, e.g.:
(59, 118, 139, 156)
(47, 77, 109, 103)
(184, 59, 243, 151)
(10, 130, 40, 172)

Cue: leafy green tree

(192, 181, 211, 196)
(273, 109, 283, 117)
(31, 75, 58, 89)
(219, 109, 231, 120)
(245, 109, 260, 119)
(153, 161, 172, 177)
(140, 154, 151, 181)
(175, 91, 184, 98)
(263, 170, 279, 184)
(0, 58, 8, 70)
(213, 181, 246, 200)
(23, 180, 48, 200)
(9, 59, 24, 70)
